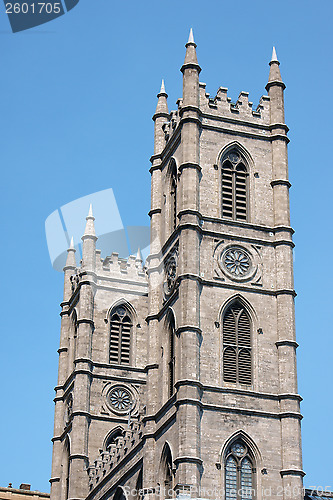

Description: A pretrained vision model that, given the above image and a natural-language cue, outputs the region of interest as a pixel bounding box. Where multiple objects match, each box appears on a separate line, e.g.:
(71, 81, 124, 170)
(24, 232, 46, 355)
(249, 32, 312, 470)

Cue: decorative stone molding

(65, 393, 73, 426)
(163, 245, 179, 299)
(88, 418, 144, 490)
(70, 270, 80, 292)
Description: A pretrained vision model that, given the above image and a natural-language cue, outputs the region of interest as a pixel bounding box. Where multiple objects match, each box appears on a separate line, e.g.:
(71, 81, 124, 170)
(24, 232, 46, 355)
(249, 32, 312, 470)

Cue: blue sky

(0, 0, 332, 493)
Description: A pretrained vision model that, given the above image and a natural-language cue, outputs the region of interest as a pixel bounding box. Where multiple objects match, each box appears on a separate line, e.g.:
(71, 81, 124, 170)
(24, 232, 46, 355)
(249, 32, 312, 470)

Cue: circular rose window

(222, 247, 252, 278)
(108, 386, 133, 412)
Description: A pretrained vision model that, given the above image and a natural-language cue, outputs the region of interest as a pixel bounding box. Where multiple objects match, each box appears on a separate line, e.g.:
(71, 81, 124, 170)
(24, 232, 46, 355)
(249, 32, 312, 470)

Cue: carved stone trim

(163, 245, 179, 300)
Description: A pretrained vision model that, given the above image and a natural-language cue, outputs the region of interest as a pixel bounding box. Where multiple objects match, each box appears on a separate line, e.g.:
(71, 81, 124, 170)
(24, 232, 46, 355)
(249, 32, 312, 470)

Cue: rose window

(108, 387, 133, 412)
(223, 248, 251, 277)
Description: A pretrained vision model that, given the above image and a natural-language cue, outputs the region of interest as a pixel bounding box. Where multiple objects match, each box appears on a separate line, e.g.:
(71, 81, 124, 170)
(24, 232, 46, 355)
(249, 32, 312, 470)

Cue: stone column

(266, 48, 304, 499)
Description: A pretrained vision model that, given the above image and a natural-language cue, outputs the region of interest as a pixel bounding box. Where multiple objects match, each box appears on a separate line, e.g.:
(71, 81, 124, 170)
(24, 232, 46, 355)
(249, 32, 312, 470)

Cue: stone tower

(50, 31, 304, 500)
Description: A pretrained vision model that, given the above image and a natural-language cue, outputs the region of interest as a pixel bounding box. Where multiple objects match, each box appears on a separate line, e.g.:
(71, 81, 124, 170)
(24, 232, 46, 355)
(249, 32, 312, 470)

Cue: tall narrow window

(222, 152, 248, 221)
(170, 161, 177, 231)
(225, 441, 255, 500)
(223, 303, 252, 385)
(160, 443, 173, 499)
(109, 306, 132, 365)
(168, 316, 175, 397)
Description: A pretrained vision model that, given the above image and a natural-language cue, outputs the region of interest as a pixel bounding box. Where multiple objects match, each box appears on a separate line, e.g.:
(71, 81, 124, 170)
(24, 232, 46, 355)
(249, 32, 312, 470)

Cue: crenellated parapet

(157, 82, 271, 149)
(97, 251, 147, 282)
(199, 82, 270, 123)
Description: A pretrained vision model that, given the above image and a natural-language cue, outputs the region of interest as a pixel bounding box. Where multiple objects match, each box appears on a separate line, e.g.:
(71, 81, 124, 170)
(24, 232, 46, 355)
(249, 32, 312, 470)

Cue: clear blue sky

(0, 0, 332, 493)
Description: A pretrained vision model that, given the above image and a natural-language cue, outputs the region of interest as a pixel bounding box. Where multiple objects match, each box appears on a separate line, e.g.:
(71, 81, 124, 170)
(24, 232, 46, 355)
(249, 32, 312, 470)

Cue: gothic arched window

(225, 441, 255, 500)
(222, 151, 248, 221)
(109, 306, 132, 365)
(170, 161, 177, 231)
(160, 443, 173, 498)
(105, 428, 124, 451)
(223, 303, 252, 385)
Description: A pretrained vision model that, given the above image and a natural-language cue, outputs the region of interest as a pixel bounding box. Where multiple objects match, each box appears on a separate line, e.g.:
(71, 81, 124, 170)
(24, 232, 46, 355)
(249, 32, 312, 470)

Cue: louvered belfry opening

(223, 303, 252, 385)
(109, 306, 132, 365)
(222, 151, 248, 221)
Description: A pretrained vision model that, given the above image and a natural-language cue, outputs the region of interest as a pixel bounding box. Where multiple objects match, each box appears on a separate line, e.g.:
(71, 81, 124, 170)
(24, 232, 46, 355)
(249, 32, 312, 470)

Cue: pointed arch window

(109, 306, 132, 365)
(223, 303, 252, 385)
(160, 443, 173, 498)
(222, 152, 248, 221)
(225, 441, 255, 500)
(105, 428, 124, 451)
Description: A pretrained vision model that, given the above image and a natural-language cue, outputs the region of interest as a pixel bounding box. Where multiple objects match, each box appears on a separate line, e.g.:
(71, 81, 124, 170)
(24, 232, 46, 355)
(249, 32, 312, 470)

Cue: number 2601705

(6, 3, 62, 14)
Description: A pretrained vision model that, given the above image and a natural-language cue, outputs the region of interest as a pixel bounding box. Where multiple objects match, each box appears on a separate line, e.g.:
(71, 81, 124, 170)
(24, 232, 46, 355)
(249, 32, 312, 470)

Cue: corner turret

(266, 46, 286, 124)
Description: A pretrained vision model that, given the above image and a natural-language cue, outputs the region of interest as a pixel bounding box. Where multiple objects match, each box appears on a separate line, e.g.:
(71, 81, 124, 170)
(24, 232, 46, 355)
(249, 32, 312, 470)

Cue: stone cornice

(201, 215, 295, 236)
(201, 111, 270, 131)
(265, 80, 286, 91)
(176, 325, 202, 336)
(269, 122, 289, 133)
(70, 453, 89, 461)
(276, 340, 299, 348)
(280, 469, 306, 477)
(152, 111, 170, 121)
(271, 179, 292, 188)
(174, 456, 203, 466)
(174, 397, 303, 420)
(179, 104, 201, 116)
(178, 161, 202, 173)
(76, 318, 94, 327)
(174, 380, 303, 402)
(201, 122, 273, 142)
(148, 208, 162, 218)
(181, 62, 201, 73)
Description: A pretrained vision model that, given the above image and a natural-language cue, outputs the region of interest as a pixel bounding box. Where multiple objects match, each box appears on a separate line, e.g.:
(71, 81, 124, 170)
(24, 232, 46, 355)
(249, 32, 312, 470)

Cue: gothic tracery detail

(223, 248, 251, 277)
(108, 386, 133, 412)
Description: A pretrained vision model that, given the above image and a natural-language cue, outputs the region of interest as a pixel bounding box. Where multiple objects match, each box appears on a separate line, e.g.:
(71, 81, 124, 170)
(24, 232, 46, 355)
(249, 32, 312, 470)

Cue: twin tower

(50, 30, 304, 500)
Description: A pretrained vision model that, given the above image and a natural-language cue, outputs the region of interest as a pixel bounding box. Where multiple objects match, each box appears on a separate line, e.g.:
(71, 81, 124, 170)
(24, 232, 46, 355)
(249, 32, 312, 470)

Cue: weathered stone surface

(50, 36, 303, 500)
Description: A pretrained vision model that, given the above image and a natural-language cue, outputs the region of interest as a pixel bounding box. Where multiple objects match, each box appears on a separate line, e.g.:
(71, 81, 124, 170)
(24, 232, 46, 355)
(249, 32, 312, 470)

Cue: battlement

(161, 83, 270, 145)
(96, 251, 147, 281)
(199, 82, 270, 122)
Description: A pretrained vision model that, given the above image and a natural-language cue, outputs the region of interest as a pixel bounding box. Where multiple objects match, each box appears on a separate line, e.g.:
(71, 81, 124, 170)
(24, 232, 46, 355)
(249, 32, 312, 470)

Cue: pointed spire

(65, 236, 76, 268)
(187, 28, 195, 45)
(158, 79, 167, 96)
(154, 79, 169, 117)
(87, 203, 94, 219)
(271, 46, 279, 63)
(83, 204, 96, 238)
(182, 28, 201, 73)
(136, 247, 143, 262)
(266, 46, 285, 88)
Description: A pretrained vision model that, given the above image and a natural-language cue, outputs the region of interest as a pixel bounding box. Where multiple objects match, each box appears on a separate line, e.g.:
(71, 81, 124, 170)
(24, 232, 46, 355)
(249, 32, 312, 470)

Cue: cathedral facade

(50, 31, 304, 500)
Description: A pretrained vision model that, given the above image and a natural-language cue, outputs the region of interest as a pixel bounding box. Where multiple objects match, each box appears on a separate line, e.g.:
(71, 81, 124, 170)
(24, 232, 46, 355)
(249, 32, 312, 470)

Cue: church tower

(50, 31, 304, 500)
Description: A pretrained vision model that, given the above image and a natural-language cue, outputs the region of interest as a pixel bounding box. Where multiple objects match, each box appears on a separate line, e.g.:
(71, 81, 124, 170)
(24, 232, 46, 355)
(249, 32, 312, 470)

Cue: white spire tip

(188, 28, 195, 44)
(136, 247, 143, 261)
(69, 236, 75, 249)
(271, 46, 279, 62)
(88, 204, 93, 217)
(160, 79, 166, 94)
